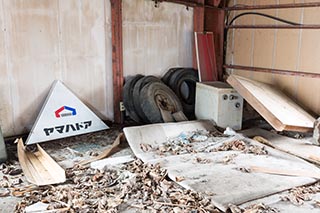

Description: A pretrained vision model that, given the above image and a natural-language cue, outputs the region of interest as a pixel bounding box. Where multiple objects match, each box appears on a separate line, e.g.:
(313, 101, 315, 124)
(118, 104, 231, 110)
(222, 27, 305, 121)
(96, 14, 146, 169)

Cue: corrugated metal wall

(0, 0, 194, 137)
(226, 0, 320, 117)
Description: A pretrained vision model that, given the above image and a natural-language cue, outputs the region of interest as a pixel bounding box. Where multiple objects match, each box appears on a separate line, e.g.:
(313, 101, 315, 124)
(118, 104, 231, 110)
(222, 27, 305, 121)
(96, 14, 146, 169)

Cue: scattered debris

(140, 130, 224, 156)
(214, 140, 246, 151)
(0, 163, 22, 176)
(218, 153, 238, 164)
(236, 167, 251, 173)
(25, 202, 50, 213)
(78, 133, 124, 166)
(229, 203, 279, 213)
(195, 157, 212, 164)
(175, 176, 186, 182)
(313, 200, 320, 208)
(214, 140, 268, 155)
(14, 159, 218, 212)
(224, 127, 237, 136)
(0, 188, 10, 197)
(140, 143, 153, 152)
(281, 182, 320, 206)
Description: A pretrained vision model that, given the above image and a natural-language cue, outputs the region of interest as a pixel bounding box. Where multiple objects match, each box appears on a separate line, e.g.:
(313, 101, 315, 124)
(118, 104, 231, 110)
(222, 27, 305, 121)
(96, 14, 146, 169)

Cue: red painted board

(195, 32, 218, 82)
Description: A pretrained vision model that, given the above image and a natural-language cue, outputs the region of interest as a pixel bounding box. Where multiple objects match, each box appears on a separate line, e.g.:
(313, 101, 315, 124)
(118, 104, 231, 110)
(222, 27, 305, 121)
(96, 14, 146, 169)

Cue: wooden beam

(204, 7, 225, 80)
(193, 2, 205, 69)
(226, 2, 320, 11)
(161, 0, 202, 7)
(111, 0, 123, 124)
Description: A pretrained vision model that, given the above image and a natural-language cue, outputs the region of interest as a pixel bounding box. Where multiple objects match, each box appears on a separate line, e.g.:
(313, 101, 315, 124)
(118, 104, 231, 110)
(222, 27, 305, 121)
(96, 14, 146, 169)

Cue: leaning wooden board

(227, 74, 315, 132)
(18, 139, 66, 186)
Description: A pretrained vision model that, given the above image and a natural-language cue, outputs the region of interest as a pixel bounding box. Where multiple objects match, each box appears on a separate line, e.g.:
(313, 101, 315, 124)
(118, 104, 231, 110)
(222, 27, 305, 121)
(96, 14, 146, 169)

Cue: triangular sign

(26, 81, 109, 145)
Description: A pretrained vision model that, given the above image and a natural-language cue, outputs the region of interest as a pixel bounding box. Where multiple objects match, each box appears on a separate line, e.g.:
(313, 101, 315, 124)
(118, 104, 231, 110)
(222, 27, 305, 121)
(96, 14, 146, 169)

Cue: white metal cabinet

(195, 82, 243, 130)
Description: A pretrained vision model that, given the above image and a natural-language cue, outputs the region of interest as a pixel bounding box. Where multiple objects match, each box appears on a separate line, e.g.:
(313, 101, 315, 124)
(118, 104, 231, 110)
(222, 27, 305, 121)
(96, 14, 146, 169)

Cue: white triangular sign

(26, 81, 109, 145)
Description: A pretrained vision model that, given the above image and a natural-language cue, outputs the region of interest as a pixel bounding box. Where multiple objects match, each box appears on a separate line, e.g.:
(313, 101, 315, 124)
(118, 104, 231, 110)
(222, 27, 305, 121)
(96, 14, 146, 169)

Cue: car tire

(139, 81, 183, 123)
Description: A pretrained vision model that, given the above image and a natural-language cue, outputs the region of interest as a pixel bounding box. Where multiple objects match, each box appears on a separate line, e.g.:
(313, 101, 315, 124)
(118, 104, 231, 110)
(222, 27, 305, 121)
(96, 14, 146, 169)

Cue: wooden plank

(195, 32, 218, 81)
(172, 111, 188, 122)
(17, 139, 65, 186)
(111, 0, 124, 123)
(78, 133, 123, 166)
(242, 128, 320, 166)
(250, 166, 320, 179)
(159, 108, 175, 123)
(227, 74, 315, 132)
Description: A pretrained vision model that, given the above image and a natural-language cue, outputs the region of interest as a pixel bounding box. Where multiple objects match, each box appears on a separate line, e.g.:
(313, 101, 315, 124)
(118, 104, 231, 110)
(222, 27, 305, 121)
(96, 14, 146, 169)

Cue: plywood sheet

(226, 0, 320, 119)
(227, 75, 315, 132)
(242, 128, 320, 166)
(124, 121, 320, 212)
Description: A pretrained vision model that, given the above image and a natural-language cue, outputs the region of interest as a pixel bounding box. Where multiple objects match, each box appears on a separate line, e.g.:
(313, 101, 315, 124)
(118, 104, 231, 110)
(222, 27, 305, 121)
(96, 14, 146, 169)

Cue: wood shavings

(214, 140, 268, 155)
(214, 140, 246, 152)
(1, 163, 22, 176)
(140, 143, 153, 152)
(195, 157, 212, 164)
(236, 167, 251, 173)
(14, 159, 218, 212)
(218, 154, 238, 164)
(229, 203, 279, 213)
(243, 203, 279, 213)
(0, 188, 10, 197)
(175, 176, 185, 182)
(281, 182, 320, 206)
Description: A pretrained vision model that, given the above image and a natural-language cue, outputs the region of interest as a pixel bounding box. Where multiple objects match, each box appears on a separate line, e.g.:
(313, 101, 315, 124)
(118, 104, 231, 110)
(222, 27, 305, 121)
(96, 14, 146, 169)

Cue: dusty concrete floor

(0, 124, 134, 212)
(1, 121, 319, 213)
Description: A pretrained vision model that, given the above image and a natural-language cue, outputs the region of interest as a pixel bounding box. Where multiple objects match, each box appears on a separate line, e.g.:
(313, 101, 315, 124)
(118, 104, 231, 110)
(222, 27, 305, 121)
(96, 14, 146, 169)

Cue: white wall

(0, 0, 194, 137)
(0, 0, 113, 137)
(122, 0, 194, 77)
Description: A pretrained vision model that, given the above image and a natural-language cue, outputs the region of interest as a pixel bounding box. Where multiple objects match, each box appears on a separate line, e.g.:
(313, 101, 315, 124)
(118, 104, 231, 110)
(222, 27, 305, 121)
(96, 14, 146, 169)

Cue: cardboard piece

(227, 75, 315, 132)
(26, 81, 109, 145)
(18, 138, 66, 186)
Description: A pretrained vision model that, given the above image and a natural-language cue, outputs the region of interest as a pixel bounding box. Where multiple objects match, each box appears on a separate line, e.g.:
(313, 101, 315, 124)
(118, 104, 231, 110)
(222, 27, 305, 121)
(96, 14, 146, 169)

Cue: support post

(111, 0, 123, 123)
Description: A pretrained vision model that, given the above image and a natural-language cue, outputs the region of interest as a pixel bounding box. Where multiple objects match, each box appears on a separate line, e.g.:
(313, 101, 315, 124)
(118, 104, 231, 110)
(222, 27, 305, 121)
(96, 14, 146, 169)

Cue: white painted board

(26, 81, 109, 145)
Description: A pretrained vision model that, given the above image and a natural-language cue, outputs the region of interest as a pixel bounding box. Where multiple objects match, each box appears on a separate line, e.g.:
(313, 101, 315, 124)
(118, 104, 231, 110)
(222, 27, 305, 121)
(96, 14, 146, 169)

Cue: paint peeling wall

(0, 0, 113, 137)
(226, 0, 320, 116)
(122, 0, 194, 77)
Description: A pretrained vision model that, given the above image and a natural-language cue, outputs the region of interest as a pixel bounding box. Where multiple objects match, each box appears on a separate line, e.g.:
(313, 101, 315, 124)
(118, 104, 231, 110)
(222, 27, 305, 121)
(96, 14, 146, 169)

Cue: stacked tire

(162, 68, 198, 119)
(123, 67, 198, 123)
